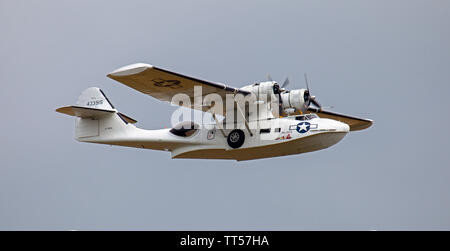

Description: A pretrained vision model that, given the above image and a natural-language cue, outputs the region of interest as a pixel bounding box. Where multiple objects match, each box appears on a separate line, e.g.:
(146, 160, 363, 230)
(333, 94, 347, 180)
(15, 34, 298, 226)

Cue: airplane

(56, 63, 372, 161)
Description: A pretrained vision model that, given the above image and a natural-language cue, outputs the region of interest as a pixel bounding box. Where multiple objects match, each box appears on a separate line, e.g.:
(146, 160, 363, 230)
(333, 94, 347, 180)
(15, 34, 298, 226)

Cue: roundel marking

(296, 122, 311, 134)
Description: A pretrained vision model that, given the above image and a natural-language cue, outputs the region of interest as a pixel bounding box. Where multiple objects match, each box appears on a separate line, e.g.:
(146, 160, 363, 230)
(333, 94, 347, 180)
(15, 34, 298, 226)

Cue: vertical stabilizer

(56, 87, 137, 142)
(76, 87, 115, 111)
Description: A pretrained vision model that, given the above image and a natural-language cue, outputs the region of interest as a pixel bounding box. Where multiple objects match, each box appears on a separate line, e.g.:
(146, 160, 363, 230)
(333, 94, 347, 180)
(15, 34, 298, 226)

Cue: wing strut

(212, 113, 227, 138)
(235, 100, 254, 137)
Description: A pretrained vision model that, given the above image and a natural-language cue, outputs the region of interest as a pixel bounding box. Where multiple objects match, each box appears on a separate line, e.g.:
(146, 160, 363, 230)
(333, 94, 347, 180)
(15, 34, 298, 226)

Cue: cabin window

(259, 128, 271, 134)
(170, 121, 199, 137)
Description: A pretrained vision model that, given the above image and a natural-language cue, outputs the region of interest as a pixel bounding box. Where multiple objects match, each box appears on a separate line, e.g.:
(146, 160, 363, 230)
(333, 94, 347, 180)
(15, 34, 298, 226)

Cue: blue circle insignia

(296, 122, 311, 134)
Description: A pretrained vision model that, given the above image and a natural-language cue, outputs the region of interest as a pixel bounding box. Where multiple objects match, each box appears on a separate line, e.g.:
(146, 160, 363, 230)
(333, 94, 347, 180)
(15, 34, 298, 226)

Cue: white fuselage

(79, 114, 350, 161)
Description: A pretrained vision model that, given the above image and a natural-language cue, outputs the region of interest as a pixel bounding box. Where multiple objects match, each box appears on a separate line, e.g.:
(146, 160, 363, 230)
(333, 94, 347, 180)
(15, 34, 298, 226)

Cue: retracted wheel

(227, 129, 245, 149)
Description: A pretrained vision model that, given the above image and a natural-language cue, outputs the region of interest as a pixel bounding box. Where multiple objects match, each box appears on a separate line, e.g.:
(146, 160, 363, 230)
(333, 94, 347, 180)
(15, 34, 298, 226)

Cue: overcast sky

(1, 0, 450, 230)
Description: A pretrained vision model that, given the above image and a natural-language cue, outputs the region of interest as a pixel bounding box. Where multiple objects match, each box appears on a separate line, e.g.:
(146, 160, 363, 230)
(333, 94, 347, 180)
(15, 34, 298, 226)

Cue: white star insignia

(298, 123, 309, 132)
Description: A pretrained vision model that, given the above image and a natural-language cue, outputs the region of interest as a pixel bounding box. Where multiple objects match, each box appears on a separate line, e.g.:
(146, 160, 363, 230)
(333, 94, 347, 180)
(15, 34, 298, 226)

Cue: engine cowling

(240, 81, 281, 99)
(280, 89, 310, 113)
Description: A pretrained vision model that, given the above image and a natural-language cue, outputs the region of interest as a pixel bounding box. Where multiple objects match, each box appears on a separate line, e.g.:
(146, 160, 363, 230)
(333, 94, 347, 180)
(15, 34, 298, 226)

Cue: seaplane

(56, 63, 372, 161)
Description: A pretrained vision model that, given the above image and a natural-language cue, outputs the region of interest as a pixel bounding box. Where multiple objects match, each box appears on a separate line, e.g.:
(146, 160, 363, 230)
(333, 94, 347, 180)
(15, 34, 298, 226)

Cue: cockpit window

(170, 121, 199, 137)
(295, 114, 318, 121)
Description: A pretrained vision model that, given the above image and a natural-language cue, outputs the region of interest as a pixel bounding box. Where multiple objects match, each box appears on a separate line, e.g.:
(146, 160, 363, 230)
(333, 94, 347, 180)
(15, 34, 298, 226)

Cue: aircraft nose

(337, 121, 350, 133)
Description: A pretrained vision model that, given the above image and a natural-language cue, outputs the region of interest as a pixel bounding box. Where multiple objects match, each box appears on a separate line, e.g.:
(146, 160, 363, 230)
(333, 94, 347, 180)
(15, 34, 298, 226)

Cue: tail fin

(56, 87, 137, 140)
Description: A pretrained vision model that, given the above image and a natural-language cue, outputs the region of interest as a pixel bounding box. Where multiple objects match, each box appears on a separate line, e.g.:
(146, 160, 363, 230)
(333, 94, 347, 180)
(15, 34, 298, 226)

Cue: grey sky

(1, 0, 450, 230)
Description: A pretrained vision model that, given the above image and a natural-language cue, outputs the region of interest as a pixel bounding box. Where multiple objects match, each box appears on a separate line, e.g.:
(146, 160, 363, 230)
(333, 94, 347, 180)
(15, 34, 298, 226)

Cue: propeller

(267, 75, 281, 115)
(303, 73, 322, 110)
(267, 74, 285, 95)
(267, 74, 289, 88)
(270, 73, 328, 116)
(266, 73, 325, 115)
(281, 77, 290, 88)
(278, 77, 289, 115)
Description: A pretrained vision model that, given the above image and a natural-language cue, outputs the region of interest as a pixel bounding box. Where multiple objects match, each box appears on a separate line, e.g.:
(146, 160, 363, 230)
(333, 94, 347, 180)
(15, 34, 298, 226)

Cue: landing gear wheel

(227, 129, 245, 149)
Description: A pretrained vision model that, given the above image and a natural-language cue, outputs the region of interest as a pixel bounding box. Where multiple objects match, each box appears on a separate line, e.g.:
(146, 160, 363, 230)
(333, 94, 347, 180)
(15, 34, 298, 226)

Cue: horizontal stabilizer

(56, 106, 114, 118)
(56, 106, 137, 124)
(117, 112, 137, 124)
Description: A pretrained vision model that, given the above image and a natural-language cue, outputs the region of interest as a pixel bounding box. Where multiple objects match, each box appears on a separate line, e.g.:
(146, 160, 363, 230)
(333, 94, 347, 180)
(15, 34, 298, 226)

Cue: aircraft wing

(307, 107, 373, 131)
(107, 63, 250, 116)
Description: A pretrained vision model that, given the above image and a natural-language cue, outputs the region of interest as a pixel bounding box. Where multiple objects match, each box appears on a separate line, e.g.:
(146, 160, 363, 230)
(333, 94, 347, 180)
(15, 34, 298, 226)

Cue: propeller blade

(279, 102, 283, 117)
(304, 73, 310, 91)
(304, 73, 322, 109)
(310, 96, 322, 110)
(281, 77, 290, 88)
(267, 74, 273, 82)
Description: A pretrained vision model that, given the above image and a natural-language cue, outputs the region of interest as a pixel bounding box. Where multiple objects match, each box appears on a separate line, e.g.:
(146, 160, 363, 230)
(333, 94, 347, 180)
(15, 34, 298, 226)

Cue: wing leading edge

(107, 63, 250, 116)
(107, 63, 372, 131)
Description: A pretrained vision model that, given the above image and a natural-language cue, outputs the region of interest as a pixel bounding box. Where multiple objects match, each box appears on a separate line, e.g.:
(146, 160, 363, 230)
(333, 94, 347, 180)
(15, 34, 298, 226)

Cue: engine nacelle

(280, 89, 310, 113)
(240, 81, 281, 99)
